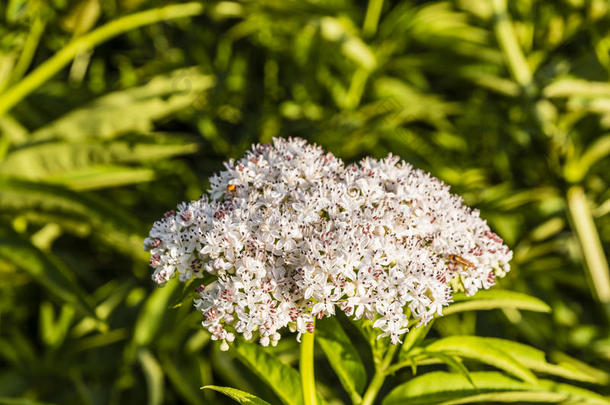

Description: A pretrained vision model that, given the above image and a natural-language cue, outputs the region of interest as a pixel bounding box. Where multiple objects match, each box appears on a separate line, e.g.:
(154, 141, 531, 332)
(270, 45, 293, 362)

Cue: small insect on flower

(448, 254, 475, 269)
(145, 137, 512, 347)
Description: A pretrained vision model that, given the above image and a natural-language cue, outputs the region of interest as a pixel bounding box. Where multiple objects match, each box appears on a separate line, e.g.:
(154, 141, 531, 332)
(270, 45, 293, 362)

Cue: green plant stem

(363, 0, 384, 37)
(0, 2, 204, 117)
(566, 186, 610, 320)
(491, 0, 532, 90)
(360, 343, 399, 405)
(1, 17, 46, 93)
(300, 326, 317, 405)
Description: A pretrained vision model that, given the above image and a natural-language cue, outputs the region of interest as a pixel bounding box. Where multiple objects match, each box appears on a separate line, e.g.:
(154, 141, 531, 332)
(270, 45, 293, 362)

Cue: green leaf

(444, 290, 551, 316)
(481, 338, 608, 384)
(424, 352, 476, 387)
(564, 134, 610, 182)
(161, 354, 206, 405)
(382, 371, 609, 405)
(543, 78, 610, 98)
(39, 301, 75, 348)
(233, 341, 324, 405)
(401, 322, 433, 355)
(202, 386, 272, 405)
(423, 336, 537, 383)
(31, 68, 214, 142)
(0, 135, 197, 181)
(45, 165, 155, 190)
(316, 317, 367, 399)
(132, 279, 180, 347)
(0, 178, 146, 260)
(138, 348, 164, 405)
(0, 226, 95, 317)
(0, 398, 57, 405)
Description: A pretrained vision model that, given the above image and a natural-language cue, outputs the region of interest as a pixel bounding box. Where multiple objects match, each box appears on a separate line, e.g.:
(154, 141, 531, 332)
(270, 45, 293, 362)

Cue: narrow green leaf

(0, 134, 197, 180)
(233, 341, 324, 405)
(30, 68, 214, 142)
(316, 317, 367, 398)
(401, 322, 432, 355)
(424, 352, 475, 387)
(44, 166, 155, 190)
(133, 278, 180, 347)
(543, 78, 610, 98)
(441, 391, 568, 404)
(383, 371, 531, 405)
(202, 386, 272, 405)
(565, 135, 610, 182)
(0, 178, 146, 260)
(382, 371, 610, 405)
(0, 398, 57, 405)
(444, 290, 551, 315)
(479, 338, 608, 384)
(423, 336, 537, 383)
(0, 226, 95, 317)
(138, 348, 164, 405)
(161, 355, 206, 405)
(566, 186, 610, 304)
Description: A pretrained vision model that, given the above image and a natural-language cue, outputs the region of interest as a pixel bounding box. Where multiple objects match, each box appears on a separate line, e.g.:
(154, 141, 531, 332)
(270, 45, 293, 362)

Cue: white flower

(145, 137, 512, 346)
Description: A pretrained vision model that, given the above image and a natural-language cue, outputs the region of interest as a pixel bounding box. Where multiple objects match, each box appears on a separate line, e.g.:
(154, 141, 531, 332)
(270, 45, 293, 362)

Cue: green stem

(1, 17, 46, 93)
(300, 326, 317, 405)
(0, 2, 204, 117)
(566, 186, 610, 320)
(491, 0, 532, 90)
(363, 0, 384, 38)
(360, 343, 399, 405)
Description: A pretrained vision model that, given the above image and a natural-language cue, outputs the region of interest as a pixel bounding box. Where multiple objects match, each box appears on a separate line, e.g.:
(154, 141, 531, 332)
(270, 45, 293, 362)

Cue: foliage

(1, 0, 610, 404)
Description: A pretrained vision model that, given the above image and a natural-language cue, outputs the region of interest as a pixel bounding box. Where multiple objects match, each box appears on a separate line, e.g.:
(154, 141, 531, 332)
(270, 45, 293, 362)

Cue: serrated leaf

(423, 336, 537, 383)
(382, 371, 609, 405)
(233, 341, 324, 405)
(316, 317, 366, 399)
(444, 290, 551, 315)
(202, 386, 272, 405)
(0, 226, 95, 318)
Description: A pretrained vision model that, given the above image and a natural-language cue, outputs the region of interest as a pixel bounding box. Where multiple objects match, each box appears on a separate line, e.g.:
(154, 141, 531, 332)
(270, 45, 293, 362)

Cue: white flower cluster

(145, 137, 512, 347)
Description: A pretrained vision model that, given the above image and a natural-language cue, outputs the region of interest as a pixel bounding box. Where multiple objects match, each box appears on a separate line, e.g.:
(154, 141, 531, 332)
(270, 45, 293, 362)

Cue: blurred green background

(1, 0, 610, 404)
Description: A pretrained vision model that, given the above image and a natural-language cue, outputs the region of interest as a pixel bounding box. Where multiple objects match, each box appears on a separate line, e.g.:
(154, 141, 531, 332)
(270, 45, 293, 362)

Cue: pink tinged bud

(163, 210, 175, 219)
(196, 284, 205, 294)
(150, 254, 160, 266)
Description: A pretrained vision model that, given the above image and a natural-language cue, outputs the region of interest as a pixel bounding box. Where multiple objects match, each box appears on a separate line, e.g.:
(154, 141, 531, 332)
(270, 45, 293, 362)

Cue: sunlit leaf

(202, 386, 272, 405)
(423, 336, 537, 383)
(316, 317, 367, 399)
(444, 290, 551, 316)
(382, 371, 609, 405)
(233, 341, 324, 405)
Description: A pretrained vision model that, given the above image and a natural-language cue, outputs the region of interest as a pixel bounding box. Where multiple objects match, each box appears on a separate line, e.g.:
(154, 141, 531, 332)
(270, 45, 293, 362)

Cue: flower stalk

(300, 326, 317, 405)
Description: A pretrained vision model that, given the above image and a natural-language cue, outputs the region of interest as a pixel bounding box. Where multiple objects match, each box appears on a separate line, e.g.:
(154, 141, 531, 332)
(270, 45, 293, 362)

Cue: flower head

(145, 137, 512, 346)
